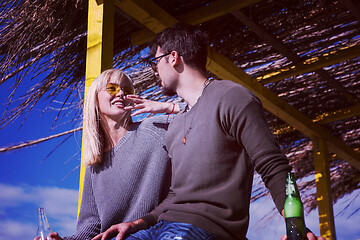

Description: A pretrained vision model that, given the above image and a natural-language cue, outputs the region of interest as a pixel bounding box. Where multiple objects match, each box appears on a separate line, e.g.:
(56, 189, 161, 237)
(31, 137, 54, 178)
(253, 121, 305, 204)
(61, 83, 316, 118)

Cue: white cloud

(0, 219, 37, 240)
(248, 194, 284, 239)
(33, 186, 79, 216)
(0, 183, 33, 207)
(333, 189, 360, 240)
(0, 183, 78, 240)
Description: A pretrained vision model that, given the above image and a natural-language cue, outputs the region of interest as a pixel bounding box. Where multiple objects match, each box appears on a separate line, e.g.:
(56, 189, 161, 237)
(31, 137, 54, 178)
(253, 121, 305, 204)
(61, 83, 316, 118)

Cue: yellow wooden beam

(313, 137, 337, 240)
(313, 104, 360, 124)
(79, 0, 115, 216)
(273, 104, 360, 135)
(352, 173, 360, 184)
(115, 0, 360, 169)
(257, 44, 360, 84)
(115, 0, 176, 34)
(128, 0, 261, 46)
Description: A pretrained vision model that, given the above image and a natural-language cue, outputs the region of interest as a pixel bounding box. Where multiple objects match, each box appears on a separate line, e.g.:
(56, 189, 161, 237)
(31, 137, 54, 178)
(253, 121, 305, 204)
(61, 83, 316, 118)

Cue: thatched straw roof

(0, 0, 359, 213)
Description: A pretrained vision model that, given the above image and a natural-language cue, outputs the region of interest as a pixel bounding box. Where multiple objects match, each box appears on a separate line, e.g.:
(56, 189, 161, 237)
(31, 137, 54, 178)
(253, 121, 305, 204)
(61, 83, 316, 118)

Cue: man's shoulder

(210, 80, 258, 100)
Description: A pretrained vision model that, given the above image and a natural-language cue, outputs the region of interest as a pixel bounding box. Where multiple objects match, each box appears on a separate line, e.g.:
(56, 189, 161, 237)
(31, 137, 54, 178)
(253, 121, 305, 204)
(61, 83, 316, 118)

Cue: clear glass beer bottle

(36, 208, 53, 240)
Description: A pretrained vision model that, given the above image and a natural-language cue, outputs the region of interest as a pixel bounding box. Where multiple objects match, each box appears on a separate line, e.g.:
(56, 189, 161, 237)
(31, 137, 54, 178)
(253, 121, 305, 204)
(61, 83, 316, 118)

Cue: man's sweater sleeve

(141, 189, 175, 227)
(64, 168, 101, 240)
(229, 97, 292, 212)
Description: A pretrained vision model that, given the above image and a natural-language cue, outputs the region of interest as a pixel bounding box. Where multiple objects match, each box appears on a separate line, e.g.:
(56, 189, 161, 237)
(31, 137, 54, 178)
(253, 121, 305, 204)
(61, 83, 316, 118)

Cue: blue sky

(0, 75, 359, 240)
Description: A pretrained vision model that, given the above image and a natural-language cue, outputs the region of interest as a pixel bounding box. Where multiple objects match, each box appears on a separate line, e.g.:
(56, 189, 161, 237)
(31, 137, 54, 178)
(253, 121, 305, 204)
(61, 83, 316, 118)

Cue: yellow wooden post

(312, 137, 336, 239)
(78, 0, 115, 217)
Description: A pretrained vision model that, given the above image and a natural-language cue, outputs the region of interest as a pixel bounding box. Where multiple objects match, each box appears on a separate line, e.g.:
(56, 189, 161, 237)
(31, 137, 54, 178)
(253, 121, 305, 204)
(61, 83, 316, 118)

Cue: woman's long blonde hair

(83, 69, 134, 166)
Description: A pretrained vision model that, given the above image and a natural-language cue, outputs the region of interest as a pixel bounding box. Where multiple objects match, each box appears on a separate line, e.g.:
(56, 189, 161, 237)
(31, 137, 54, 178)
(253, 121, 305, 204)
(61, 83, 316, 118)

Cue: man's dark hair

(150, 23, 209, 73)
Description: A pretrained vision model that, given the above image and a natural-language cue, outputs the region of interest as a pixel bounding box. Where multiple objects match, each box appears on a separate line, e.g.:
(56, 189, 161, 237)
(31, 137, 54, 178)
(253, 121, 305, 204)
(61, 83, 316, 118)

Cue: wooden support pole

(312, 137, 337, 240)
(78, 0, 115, 216)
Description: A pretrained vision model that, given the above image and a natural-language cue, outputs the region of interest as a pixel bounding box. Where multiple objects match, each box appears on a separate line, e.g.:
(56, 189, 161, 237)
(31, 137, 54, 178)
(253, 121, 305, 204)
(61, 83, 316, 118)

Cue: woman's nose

(115, 89, 125, 98)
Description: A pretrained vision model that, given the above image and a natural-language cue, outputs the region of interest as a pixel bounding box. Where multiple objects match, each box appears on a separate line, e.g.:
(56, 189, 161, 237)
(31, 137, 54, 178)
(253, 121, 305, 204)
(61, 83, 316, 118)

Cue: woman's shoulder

(137, 114, 168, 127)
(126, 115, 168, 148)
(134, 115, 168, 136)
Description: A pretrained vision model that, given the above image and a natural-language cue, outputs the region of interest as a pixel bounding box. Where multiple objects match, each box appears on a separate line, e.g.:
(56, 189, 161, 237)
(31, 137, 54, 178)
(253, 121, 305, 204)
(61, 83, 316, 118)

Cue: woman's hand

(124, 95, 179, 116)
(49, 232, 63, 240)
(33, 232, 63, 240)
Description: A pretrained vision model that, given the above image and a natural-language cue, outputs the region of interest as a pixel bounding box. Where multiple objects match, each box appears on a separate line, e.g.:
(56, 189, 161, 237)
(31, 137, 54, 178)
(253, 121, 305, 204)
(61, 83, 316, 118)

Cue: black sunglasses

(148, 52, 172, 72)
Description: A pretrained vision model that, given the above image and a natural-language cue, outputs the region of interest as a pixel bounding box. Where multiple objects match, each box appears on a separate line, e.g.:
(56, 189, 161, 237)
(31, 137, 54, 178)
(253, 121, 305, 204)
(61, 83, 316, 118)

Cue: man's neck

(176, 69, 208, 108)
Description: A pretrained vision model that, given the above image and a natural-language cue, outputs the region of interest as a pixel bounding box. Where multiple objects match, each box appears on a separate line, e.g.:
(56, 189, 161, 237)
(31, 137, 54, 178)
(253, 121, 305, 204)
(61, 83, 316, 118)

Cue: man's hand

(280, 210, 326, 240)
(280, 231, 327, 240)
(92, 219, 147, 240)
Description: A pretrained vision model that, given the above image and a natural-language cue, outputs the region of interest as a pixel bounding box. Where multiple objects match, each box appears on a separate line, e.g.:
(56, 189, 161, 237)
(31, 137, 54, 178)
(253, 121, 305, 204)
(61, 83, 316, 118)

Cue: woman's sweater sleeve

(64, 168, 101, 240)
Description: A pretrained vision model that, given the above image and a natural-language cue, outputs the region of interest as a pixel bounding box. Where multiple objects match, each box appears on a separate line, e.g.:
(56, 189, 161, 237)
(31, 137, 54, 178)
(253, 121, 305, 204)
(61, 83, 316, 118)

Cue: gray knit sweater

(64, 115, 171, 240)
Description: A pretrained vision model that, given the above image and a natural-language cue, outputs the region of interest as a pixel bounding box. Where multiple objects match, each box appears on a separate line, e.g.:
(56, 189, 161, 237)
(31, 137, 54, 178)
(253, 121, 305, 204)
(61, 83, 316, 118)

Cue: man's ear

(170, 51, 181, 66)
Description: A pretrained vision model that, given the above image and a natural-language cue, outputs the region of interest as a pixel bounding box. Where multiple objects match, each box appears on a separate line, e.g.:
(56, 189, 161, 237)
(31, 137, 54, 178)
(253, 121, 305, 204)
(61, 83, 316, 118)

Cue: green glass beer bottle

(284, 172, 307, 240)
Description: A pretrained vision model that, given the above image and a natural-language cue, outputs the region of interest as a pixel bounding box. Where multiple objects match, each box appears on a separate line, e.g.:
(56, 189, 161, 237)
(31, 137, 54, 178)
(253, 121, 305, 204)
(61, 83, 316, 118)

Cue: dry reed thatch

(0, 0, 359, 214)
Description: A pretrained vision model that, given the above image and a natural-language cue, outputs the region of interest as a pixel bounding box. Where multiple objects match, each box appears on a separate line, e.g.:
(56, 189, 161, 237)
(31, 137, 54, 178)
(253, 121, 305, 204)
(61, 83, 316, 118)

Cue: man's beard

(161, 86, 176, 96)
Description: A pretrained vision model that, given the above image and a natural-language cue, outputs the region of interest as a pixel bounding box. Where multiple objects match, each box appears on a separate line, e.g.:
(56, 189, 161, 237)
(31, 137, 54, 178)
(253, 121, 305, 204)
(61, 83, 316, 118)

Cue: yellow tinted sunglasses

(106, 83, 134, 97)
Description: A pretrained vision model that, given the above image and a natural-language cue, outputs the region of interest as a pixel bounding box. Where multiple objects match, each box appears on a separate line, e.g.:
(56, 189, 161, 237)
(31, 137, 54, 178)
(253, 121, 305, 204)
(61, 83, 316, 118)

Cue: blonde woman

(45, 69, 176, 240)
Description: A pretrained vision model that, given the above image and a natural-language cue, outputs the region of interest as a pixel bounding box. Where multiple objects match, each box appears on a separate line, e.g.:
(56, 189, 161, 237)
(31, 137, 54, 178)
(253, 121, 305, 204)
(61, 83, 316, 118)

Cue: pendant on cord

(182, 136, 186, 144)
